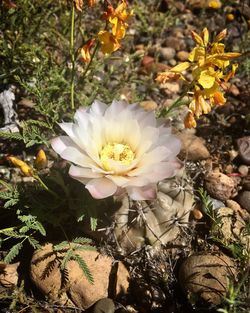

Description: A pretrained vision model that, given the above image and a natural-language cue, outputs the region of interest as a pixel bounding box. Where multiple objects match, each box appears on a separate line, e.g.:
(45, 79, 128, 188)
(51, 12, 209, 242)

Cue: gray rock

(158, 47, 176, 61)
(237, 191, 250, 213)
(237, 136, 250, 165)
(89, 298, 115, 313)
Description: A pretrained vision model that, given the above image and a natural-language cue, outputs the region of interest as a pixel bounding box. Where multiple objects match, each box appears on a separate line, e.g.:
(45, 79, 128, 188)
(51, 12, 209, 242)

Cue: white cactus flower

(51, 100, 182, 200)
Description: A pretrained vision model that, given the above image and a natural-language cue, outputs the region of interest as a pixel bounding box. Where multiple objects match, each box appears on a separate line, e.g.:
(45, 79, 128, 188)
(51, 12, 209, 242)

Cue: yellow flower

(208, 0, 222, 9)
(104, 0, 133, 24)
(109, 17, 126, 40)
(98, 0, 133, 53)
(34, 149, 47, 170)
(156, 27, 240, 128)
(80, 39, 95, 63)
(8, 156, 33, 177)
(98, 30, 121, 54)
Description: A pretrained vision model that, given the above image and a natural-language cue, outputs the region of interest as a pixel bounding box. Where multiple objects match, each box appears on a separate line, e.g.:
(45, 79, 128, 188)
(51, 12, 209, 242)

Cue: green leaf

(0, 131, 23, 141)
(53, 241, 69, 252)
(34, 221, 46, 236)
(61, 249, 73, 270)
(73, 253, 94, 284)
(28, 236, 41, 249)
(4, 242, 23, 263)
(90, 217, 98, 231)
(72, 237, 92, 245)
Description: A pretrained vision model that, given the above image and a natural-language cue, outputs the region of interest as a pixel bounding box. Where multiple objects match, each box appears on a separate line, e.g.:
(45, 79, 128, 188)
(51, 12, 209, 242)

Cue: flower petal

(126, 185, 157, 200)
(89, 100, 107, 115)
(51, 136, 77, 155)
(86, 178, 117, 199)
(60, 146, 96, 168)
(69, 165, 103, 179)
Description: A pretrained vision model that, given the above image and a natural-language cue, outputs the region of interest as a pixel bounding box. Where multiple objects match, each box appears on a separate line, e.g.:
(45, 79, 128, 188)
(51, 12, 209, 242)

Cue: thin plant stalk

(70, 4, 76, 110)
(34, 174, 58, 198)
(158, 82, 195, 117)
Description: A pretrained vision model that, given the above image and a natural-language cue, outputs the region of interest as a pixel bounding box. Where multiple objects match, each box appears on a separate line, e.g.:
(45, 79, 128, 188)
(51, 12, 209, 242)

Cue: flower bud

(8, 156, 33, 177)
(35, 149, 47, 170)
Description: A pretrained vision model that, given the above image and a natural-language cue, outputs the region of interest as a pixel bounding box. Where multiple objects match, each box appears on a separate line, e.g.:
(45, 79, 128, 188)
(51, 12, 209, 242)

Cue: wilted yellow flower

(8, 156, 33, 177)
(98, 0, 133, 54)
(87, 0, 96, 7)
(80, 39, 95, 63)
(98, 30, 121, 54)
(73, 0, 96, 11)
(73, 0, 83, 11)
(156, 27, 240, 127)
(34, 149, 47, 170)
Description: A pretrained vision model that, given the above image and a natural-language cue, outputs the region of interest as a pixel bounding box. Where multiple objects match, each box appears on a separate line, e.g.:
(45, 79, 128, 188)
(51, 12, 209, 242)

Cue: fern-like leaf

(61, 249, 73, 270)
(72, 245, 96, 252)
(73, 253, 94, 284)
(53, 241, 69, 252)
(4, 242, 23, 263)
(27, 236, 41, 249)
(90, 217, 98, 231)
(72, 237, 92, 245)
(33, 221, 46, 236)
(0, 131, 23, 141)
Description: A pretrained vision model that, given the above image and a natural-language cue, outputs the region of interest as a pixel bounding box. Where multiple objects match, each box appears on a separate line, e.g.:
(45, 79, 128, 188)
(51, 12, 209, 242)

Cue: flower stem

(34, 174, 58, 198)
(159, 82, 195, 118)
(159, 92, 188, 118)
(70, 4, 76, 110)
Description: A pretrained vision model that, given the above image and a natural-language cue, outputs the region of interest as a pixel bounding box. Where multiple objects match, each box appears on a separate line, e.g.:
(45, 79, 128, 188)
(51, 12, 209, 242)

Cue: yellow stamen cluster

(156, 28, 240, 128)
(100, 142, 134, 171)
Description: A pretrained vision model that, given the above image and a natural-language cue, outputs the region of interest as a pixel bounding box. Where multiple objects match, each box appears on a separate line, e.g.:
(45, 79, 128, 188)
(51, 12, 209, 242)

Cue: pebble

(139, 100, 158, 111)
(161, 82, 180, 95)
(158, 47, 176, 61)
(228, 149, 238, 161)
(205, 172, 235, 201)
(177, 132, 210, 161)
(30, 244, 130, 310)
(228, 84, 240, 96)
(237, 191, 250, 213)
(192, 208, 203, 220)
(88, 298, 115, 313)
(226, 199, 250, 221)
(238, 165, 249, 177)
(169, 58, 177, 66)
(225, 164, 233, 174)
(164, 36, 185, 51)
(242, 177, 250, 191)
(179, 253, 235, 305)
(237, 136, 250, 165)
(176, 51, 189, 61)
